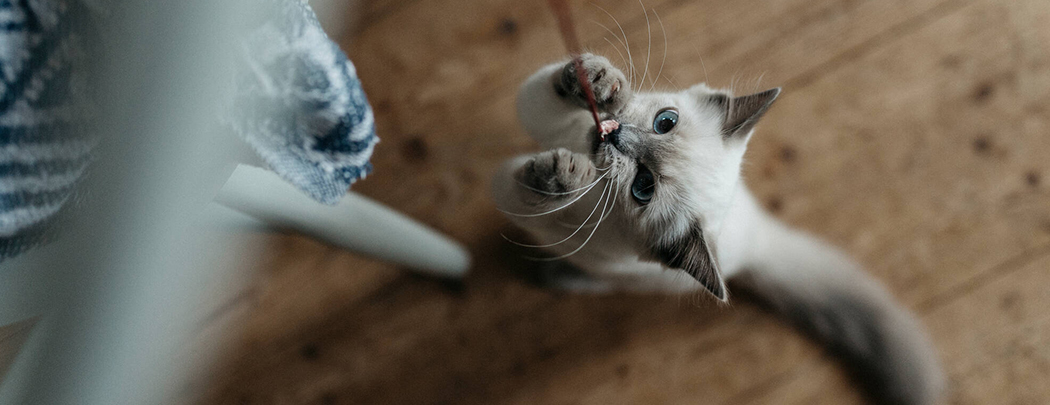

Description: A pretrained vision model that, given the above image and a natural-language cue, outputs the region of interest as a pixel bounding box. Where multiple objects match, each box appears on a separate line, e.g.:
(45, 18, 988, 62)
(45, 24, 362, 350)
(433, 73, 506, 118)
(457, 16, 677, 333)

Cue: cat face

(592, 84, 780, 300)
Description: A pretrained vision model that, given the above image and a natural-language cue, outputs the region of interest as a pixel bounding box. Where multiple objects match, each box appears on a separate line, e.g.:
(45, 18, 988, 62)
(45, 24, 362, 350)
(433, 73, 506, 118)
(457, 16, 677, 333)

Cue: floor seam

(916, 241, 1050, 314)
(784, 0, 973, 89)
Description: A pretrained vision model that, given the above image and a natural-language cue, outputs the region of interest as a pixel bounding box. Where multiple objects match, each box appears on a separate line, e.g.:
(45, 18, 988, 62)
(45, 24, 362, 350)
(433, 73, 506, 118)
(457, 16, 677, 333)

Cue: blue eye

(653, 109, 678, 134)
(631, 165, 655, 204)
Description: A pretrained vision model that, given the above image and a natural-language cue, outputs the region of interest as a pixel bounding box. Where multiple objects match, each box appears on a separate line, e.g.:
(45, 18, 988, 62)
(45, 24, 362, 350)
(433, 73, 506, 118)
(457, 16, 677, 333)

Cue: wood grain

(197, 0, 1050, 403)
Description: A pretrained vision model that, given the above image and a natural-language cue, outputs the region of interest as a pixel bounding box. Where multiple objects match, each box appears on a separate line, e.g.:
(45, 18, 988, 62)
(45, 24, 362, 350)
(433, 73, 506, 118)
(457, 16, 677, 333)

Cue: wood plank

(198, 0, 1050, 404)
(199, 272, 829, 405)
(745, 0, 1050, 305)
(741, 247, 1050, 404)
(342, 0, 966, 246)
(928, 252, 1050, 404)
(725, 0, 1050, 398)
(587, 0, 965, 91)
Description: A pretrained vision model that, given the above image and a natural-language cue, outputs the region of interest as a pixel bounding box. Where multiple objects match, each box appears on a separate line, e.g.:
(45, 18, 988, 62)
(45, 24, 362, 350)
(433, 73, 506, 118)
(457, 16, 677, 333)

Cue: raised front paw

(556, 53, 632, 113)
(517, 148, 598, 196)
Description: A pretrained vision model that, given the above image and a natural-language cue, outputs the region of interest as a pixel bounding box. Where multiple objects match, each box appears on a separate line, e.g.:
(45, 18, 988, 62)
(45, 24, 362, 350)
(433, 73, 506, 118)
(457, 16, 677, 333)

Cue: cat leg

(733, 218, 945, 405)
(517, 54, 633, 152)
(534, 260, 695, 295)
(542, 262, 712, 296)
(532, 261, 618, 294)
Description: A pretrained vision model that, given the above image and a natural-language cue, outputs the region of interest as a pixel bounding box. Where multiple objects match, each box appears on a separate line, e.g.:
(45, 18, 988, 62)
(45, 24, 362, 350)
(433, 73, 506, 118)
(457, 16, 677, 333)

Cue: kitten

(492, 54, 944, 405)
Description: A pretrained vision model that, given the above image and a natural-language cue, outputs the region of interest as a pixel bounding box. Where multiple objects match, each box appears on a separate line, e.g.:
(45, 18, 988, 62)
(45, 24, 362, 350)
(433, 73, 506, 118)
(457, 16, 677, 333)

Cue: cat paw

(556, 53, 632, 113)
(517, 148, 598, 196)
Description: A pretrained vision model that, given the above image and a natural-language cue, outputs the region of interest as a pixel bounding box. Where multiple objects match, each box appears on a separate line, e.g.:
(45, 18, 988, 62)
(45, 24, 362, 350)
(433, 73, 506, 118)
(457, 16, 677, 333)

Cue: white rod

(214, 164, 471, 278)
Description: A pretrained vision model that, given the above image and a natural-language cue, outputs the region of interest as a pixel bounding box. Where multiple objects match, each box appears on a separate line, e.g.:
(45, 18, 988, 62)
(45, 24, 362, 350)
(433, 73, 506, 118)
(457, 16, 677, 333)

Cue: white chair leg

(214, 164, 471, 278)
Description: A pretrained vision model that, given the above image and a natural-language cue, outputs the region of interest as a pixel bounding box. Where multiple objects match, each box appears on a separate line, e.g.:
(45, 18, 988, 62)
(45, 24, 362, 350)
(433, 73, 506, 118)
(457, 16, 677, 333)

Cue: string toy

(546, 0, 620, 140)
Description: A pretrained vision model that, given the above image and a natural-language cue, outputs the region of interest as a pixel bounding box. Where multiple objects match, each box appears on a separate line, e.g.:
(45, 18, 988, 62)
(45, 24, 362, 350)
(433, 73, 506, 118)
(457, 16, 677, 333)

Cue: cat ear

(651, 222, 727, 302)
(711, 88, 781, 138)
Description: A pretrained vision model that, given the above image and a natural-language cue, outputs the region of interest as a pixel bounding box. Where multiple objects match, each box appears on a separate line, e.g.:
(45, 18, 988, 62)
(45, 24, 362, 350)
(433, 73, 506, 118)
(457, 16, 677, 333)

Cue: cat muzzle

(591, 120, 639, 159)
(602, 124, 642, 158)
(604, 124, 622, 146)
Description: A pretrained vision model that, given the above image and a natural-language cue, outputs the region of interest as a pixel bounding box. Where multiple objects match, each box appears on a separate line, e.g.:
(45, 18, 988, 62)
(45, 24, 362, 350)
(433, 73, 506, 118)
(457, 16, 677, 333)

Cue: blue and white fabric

(0, 0, 92, 262)
(227, 0, 378, 205)
(0, 0, 378, 263)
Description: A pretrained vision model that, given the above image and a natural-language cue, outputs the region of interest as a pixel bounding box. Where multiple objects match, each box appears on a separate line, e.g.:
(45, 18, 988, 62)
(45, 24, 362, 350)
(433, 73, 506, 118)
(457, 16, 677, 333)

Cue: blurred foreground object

(216, 164, 469, 278)
(0, 0, 468, 404)
(0, 0, 95, 263)
(227, 0, 378, 205)
(0, 0, 255, 402)
(220, 0, 468, 276)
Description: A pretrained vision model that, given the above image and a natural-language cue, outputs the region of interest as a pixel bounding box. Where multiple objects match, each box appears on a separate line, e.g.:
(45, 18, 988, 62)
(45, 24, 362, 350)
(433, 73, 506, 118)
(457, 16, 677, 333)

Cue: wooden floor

(198, 0, 1050, 404)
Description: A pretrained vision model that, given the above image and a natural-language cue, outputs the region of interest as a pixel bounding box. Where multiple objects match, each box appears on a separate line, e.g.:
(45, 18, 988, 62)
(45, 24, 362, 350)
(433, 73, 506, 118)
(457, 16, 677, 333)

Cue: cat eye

(653, 109, 678, 134)
(631, 164, 656, 204)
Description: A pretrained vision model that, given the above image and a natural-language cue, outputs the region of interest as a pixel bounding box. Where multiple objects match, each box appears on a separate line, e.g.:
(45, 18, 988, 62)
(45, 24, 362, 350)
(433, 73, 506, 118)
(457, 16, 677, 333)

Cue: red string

(547, 0, 603, 130)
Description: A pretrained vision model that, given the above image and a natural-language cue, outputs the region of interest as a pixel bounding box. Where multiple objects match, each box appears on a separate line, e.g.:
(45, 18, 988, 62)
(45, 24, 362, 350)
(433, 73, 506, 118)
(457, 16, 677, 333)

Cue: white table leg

(214, 164, 471, 278)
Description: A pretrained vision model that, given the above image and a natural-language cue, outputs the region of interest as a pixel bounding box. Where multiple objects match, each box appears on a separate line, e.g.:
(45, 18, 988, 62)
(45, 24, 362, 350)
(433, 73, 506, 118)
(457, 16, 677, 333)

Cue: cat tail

(732, 220, 944, 405)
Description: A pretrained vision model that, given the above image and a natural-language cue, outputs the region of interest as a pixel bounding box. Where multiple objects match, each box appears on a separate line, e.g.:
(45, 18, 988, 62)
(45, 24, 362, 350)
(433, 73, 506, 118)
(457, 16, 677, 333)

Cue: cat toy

(546, 0, 620, 140)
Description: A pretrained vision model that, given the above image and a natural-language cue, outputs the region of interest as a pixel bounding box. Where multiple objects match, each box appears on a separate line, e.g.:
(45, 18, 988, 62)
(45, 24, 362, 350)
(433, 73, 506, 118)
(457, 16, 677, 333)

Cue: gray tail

(732, 229, 944, 405)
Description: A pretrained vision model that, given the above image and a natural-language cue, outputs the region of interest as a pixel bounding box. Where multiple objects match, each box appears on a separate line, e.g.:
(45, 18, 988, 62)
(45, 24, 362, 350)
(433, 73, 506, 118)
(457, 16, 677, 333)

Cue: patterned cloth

(0, 0, 378, 262)
(0, 0, 93, 262)
(227, 0, 378, 205)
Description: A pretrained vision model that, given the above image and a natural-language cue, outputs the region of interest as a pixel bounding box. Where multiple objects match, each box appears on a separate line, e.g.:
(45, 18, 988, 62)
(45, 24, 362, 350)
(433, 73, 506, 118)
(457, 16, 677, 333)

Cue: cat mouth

(591, 122, 626, 154)
(590, 126, 614, 155)
(590, 125, 626, 170)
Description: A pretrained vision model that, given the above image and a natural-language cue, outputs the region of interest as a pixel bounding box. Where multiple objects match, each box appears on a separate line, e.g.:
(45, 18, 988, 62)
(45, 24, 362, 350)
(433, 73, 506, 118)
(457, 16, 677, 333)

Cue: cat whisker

(602, 37, 631, 77)
(663, 75, 681, 91)
(530, 178, 618, 261)
(692, 43, 710, 85)
(649, 7, 667, 92)
(590, 2, 635, 88)
(729, 71, 742, 95)
(589, 20, 630, 76)
(638, 0, 652, 90)
(502, 180, 611, 248)
(499, 171, 609, 217)
(558, 179, 614, 230)
(512, 167, 609, 197)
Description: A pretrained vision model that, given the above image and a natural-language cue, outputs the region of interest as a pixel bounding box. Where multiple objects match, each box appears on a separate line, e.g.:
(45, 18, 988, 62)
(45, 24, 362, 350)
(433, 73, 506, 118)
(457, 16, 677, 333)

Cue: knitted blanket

(227, 0, 378, 205)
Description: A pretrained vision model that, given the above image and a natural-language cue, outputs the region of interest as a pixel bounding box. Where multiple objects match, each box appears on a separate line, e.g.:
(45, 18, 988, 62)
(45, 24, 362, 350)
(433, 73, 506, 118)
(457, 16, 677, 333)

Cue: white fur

(500, 62, 752, 291)
(492, 58, 945, 405)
